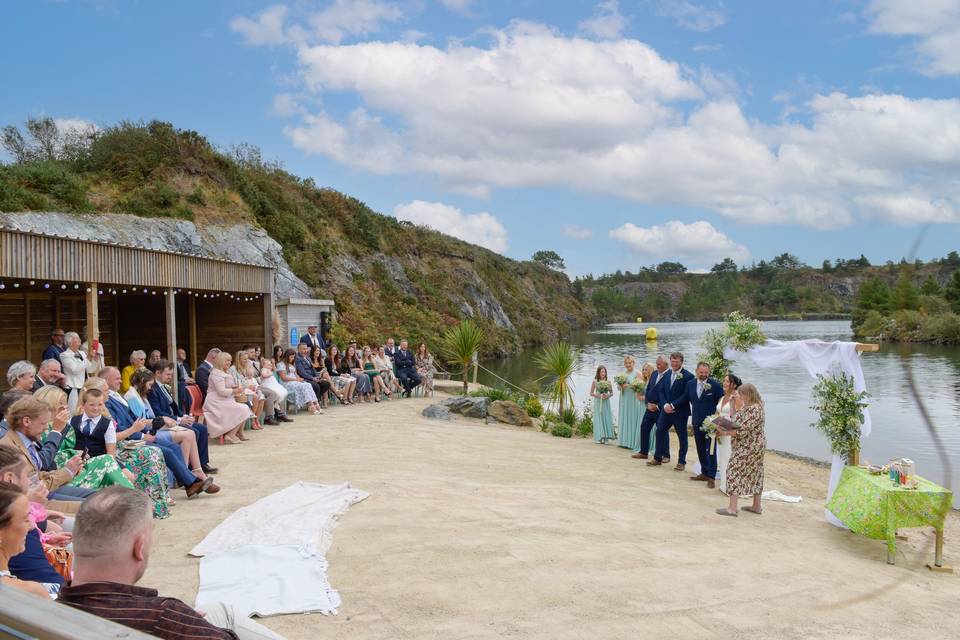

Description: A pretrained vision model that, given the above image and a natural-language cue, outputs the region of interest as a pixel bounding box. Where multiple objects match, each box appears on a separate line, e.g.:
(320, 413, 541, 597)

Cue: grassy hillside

(0, 120, 591, 356)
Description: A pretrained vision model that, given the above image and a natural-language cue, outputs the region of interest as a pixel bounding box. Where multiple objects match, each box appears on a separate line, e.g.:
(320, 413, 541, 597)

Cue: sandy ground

(146, 395, 960, 640)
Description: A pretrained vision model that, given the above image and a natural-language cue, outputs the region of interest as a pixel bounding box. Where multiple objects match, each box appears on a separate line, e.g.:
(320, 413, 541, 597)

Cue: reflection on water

(480, 321, 959, 506)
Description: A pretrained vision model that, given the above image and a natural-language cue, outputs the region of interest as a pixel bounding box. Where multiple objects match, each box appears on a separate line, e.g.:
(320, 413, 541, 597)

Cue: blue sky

(2, 0, 959, 276)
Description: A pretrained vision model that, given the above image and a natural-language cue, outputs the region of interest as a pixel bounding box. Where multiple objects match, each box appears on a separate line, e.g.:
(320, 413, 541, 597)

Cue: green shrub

(186, 186, 206, 205)
(0, 161, 90, 211)
(561, 408, 577, 425)
(469, 387, 512, 401)
(919, 312, 960, 344)
(576, 416, 593, 438)
(550, 422, 573, 438)
(119, 182, 191, 219)
(524, 396, 544, 417)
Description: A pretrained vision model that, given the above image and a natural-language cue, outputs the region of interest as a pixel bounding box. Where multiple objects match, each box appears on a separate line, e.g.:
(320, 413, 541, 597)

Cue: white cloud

(579, 1, 628, 40)
(230, 4, 288, 46)
(247, 15, 960, 230)
(692, 43, 723, 53)
(308, 0, 403, 44)
(439, 0, 472, 13)
(609, 220, 749, 265)
(562, 224, 594, 239)
(866, 0, 960, 75)
(393, 200, 508, 253)
(53, 117, 98, 136)
(656, 1, 727, 32)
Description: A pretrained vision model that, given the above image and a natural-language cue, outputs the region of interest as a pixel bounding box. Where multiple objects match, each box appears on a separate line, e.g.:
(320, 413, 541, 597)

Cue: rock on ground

(487, 400, 533, 426)
(422, 405, 452, 421)
(441, 396, 490, 418)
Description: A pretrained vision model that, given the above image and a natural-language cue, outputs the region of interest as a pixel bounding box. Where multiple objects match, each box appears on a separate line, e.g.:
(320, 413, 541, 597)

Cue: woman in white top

(715, 372, 742, 495)
(60, 331, 97, 413)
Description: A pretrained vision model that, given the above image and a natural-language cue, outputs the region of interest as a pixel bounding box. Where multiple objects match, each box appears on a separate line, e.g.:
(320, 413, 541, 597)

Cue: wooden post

(165, 288, 177, 402)
(85, 283, 99, 369)
(23, 292, 31, 361)
(188, 295, 198, 372)
(262, 285, 275, 358)
(855, 343, 879, 352)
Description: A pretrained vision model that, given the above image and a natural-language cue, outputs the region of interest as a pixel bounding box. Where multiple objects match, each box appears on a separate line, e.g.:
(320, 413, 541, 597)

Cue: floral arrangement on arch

(697, 311, 767, 381)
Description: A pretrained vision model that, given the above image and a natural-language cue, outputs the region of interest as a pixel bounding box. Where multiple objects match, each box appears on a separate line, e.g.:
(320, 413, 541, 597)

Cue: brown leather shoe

(186, 477, 213, 499)
(706, 479, 716, 489)
(631, 453, 648, 459)
(646, 459, 663, 466)
(204, 482, 221, 494)
(674, 463, 685, 471)
(690, 474, 709, 481)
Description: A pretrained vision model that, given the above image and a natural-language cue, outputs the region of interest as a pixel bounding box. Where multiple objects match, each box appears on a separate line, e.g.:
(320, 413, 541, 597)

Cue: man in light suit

(632, 355, 668, 461)
(299, 324, 326, 355)
(687, 362, 724, 488)
(194, 348, 220, 399)
(648, 351, 693, 470)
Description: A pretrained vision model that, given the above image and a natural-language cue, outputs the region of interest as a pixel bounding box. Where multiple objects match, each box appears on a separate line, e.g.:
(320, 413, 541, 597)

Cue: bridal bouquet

(595, 380, 612, 395)
(613, 374, 628, 386)
(701, 414, 720, 438)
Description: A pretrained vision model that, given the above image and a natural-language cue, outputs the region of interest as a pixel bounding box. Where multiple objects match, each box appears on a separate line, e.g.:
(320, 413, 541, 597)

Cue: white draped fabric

(725, 339, 871, 528)
(191, 482, 368, 617)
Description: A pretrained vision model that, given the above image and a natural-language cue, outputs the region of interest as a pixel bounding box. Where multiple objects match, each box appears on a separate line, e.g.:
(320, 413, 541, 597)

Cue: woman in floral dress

(35, 385, 134, 491)
(716, 383, 765, 517)
(414, 343, 435, 396)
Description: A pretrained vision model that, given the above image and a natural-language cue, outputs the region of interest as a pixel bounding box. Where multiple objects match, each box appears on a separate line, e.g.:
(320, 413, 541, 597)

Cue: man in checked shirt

(57, 487, 284, 640)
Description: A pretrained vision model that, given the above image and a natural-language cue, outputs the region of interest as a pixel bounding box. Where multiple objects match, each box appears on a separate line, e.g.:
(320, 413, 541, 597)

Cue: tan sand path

(145, 395, 959, 639)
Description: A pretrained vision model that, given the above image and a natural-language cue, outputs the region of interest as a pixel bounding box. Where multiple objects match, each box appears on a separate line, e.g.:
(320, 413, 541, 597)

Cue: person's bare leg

(729, 493, 738, 513)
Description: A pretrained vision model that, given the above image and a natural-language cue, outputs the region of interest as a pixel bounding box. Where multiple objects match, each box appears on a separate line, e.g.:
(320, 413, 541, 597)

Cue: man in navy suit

(393, 339, 421, 397)
(632, 355, 668, 460)
(41, 328, 67, 363)
(194, 348, 219, 399)
(148, 360, 217, 475)
(299, 324, 326, 354)
(648, 351, 693, 470)
(687, 362, 724, 488)
(295, 342, 331, 404)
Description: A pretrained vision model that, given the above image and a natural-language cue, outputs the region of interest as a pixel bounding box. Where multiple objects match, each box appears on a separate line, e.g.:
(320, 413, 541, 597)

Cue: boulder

(442, 395, 490, 418)
(485, 416, 499, 425)
(422, 404, 452, 421)
(487, 400, 534, 427)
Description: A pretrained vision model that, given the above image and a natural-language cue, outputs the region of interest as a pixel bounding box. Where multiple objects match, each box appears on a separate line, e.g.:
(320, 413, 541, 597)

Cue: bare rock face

(0, 212, 312, 299)
(422, 404, 453, 421)
(441, 395, 490, 418)
(487, 400, 533, 426)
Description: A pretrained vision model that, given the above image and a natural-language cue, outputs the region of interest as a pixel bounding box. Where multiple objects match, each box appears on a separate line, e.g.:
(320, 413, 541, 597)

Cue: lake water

(479, 321, 959, 506)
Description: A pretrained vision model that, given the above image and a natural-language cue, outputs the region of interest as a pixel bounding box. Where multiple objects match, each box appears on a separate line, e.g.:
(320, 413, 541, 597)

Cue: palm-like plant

(535, 342, 579, 416)
(441, 319, 485, 395)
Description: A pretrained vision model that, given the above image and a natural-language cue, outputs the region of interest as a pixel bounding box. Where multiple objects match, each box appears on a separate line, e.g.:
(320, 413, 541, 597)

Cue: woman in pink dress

(202, 352, 252, 444)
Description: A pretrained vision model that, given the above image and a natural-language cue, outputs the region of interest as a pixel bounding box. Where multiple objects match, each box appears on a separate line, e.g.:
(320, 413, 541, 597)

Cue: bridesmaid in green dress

(590, 366, 615, 444)
(616, 356, 642, 449)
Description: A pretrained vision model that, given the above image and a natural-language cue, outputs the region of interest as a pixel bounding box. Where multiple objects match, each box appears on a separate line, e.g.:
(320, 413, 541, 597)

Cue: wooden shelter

(0, 226, 277, 391)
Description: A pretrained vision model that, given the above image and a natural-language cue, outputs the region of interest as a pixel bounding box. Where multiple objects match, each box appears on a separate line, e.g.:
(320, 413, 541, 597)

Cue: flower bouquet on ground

(595, 380, 612, 396)
(613, 374, 628, 387)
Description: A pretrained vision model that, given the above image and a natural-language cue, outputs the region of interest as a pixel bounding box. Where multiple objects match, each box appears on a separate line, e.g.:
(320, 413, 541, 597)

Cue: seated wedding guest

(147, 350, 161, 368)
(176, 348, 194, 382)
(59, 486, 287, 640)
(300, 324, 326, 354)
(248, 348, 290, 424)
(384, 337, 397, 361)
(361, 346, 390, 402)
(1, 394, 92, 502)
(204, 352, 253, 444)
(81, 380, 173, 516)
(126, 369, 212, 484)
(344, 345, 373, 402)
(33, 359, 67, 392)
(322, 346, 352, 405)
(232, 351, 270, 429)
(120, 350, 147, 395)
(272, 346, 285, 365)
(277, 350, 323, 414)
(393, 340, 421, 397)
(33, 385, 133, 494)
(258, 359, 292, 421)
(295, 343, 331, 409)
(60, 332, 96, 413)
(100, 369, 217, 501)
(309, 345, 324, 373)
(42, 328, 67, 363)
(373, 346, 399, 394)
(0, 478, 58, 598)
(414, 343, 435, 396)
(195, 348, 220, 399)
(148, 360, 217, 474)
(6, 360, 37, 393)
(716, 383, 765, 517)
(0, 390, 32, 439)
(688, 362, 724, 489)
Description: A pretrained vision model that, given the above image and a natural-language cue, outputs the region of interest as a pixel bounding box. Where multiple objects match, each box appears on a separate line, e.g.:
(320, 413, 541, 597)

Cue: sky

(2, 0, 960, 276)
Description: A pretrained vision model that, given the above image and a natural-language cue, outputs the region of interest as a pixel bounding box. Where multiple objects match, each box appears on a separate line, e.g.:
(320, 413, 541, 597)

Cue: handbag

(43, 545, 73, 581)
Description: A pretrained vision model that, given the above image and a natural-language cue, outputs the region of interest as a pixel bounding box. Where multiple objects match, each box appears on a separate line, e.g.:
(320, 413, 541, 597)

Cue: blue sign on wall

(290, 327, 299, 346)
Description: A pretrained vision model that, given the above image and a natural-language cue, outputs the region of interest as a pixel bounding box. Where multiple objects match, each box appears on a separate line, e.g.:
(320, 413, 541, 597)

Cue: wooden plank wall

(195, 297, 266, 360)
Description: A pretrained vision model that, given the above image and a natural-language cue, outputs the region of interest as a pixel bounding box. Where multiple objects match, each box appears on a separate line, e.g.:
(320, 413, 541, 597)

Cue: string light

(13, 283, 19, 288)
(44, 283, 50, 289)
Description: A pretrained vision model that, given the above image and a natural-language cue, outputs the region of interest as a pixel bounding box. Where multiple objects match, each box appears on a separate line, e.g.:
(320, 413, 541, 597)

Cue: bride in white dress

(715, 373, 743, 494)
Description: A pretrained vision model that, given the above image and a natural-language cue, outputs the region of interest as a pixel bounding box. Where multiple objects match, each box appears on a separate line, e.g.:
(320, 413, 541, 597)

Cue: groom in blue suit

(687, 362, 724, 488)
(649, 352, 693, 469)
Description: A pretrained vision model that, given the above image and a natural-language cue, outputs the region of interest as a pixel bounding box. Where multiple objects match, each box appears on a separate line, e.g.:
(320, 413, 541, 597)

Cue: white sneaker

(312, 409, 325, 415)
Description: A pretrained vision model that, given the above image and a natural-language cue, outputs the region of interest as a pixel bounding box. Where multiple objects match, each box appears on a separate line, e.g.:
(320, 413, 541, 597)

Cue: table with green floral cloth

(827, 466, 953, 565)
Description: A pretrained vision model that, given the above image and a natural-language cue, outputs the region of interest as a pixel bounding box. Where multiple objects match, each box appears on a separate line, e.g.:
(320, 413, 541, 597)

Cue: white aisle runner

(191, 482, 368, 617)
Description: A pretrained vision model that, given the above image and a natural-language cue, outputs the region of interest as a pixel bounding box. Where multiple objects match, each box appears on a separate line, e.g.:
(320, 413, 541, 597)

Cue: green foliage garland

(697, 311, 767, 381)
(809, 372, 870, 458)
